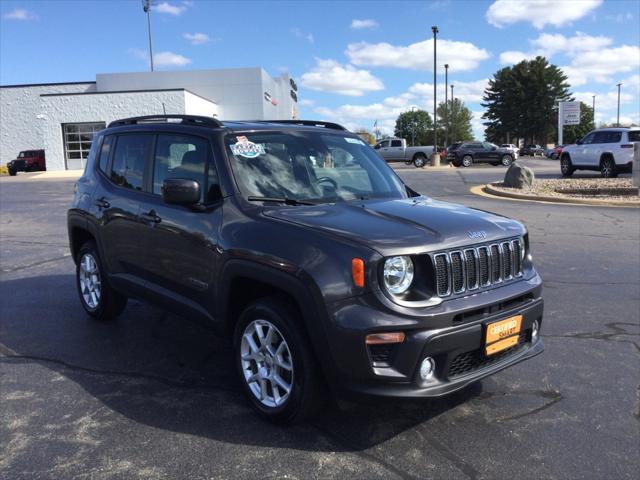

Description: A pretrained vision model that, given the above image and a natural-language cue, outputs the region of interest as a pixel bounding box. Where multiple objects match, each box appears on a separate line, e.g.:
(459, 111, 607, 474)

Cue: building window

(62, 122, 105, 170)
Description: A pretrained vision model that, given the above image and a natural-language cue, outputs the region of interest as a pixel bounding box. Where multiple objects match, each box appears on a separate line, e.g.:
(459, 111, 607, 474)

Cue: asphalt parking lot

(1, 157, 638, 479)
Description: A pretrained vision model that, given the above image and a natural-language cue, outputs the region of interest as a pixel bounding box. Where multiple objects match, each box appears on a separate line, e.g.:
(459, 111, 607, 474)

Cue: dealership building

(0, 67, 298, 171)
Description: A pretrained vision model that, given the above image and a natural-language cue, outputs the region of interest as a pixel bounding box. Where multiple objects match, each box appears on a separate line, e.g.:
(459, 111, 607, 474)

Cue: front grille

(433, 238, 524, 298)
(447, 330, 528, 378)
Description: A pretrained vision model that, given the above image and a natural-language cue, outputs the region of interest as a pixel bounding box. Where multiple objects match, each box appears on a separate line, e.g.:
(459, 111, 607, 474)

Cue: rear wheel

(76, 241, 127, 321)
(560, 156, 574, 177)
(462, 155, 473, 167)
(600, 157, 617, 178)
(413, 154, 427, 168)
(235, 297, 322, 423)
(501, 155, 513, 167)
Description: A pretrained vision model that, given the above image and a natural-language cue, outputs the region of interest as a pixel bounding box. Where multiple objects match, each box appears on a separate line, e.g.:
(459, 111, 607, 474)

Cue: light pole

(450, 84, 454, 141)
(616, 83, 622, 126)
(444, 64, 449, 147)
(143, 0, 154, 72)
(592, 95, 596, 127)
(410, 106, 417, 146)
(432, 26, 438, 158)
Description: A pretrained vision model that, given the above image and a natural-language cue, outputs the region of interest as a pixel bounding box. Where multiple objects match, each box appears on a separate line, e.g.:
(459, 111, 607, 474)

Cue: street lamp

(432, 26, 438, 157)
(142, 0, 154, 72)
(450, 84, 454, 141)
(444, 64, 449, 147)
(616, 83, 622, 126)
(410, 106, 417, 146)
(592, 95, 596, 127)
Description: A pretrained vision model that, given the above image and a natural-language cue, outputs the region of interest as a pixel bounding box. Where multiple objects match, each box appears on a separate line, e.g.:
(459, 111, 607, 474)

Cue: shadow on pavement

(0, 273, 483, 452)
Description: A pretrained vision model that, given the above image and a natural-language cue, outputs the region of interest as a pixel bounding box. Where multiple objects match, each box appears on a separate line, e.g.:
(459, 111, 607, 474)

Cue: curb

(475, 183, 640, 208)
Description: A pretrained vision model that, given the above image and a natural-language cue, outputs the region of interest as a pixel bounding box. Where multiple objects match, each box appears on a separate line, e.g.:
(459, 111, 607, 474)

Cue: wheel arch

(599, 152, 615, 165)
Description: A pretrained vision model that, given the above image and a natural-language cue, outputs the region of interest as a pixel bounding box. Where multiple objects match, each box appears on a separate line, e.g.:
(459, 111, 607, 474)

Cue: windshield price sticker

(345, 137, 365, 145)
(231, 136, 266, 158)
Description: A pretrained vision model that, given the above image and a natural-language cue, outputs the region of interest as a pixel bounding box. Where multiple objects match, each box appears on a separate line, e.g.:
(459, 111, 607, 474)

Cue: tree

(394, 109, 433, 146)
(354, 128, 376, 145)
(438, 98, 474, 143)
(560, 102, 594, 144)
(482, 56, 572, 145)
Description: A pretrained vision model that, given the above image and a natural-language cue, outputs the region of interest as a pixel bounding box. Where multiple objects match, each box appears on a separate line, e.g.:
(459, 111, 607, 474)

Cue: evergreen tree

(438, 98, 474, 143)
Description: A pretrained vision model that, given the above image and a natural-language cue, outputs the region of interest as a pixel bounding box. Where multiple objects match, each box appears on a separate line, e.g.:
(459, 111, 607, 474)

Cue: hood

(263, 197, 525, 256)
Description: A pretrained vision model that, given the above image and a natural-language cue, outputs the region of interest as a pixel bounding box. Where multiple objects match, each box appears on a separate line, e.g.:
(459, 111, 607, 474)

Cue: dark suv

(447, 141, 514, 167)
(7, 149, 46, 175)
(68, 115, 544, 423)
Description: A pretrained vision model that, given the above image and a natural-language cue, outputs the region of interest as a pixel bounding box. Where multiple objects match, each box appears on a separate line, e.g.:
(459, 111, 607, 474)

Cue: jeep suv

(448, 141, 515, 167)
(68, 115, 544, 423)
(560, 127, 639, 178)
(7, 149, 46, 175)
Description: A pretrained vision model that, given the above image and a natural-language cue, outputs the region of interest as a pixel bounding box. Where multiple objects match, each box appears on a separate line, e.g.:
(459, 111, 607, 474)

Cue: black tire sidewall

(413, 155, 426, 168)
(601, 158, 617, 178)
(561, 157, 573, 177)
(462, 155, 472, 167)
(234, 298, 319, 423)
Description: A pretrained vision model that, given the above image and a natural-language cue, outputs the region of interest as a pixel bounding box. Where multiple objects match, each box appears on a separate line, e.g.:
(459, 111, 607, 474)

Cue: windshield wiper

(247, 196, 317, 206)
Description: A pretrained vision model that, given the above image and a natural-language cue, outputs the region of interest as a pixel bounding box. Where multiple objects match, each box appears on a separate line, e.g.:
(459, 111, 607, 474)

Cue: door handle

(140, 210, 162, 224)
(94, 198, 110, 209)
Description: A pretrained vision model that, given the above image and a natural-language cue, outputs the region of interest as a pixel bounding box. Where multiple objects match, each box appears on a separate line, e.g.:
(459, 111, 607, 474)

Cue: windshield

(225, 131, 408, 204)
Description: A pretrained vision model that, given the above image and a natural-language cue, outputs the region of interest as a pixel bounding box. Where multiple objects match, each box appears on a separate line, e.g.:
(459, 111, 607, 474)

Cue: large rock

(504, 163, 534, 189)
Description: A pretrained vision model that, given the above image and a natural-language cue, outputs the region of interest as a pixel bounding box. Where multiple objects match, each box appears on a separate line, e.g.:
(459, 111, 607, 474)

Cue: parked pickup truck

(374, 138, 434, 167)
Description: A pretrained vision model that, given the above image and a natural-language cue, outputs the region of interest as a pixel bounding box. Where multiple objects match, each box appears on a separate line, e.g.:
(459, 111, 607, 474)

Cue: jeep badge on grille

(467, 230, 487, 239)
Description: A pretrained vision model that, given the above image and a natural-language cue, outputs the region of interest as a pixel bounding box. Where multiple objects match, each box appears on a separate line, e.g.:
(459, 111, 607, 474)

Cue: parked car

(7, 149, 46, 175)
(68, 115, 544, 423)
(520, 145, 545, 157)
(500, 144, 519, 159)
(373, 138, 434, 168)
(548, 145, 564, 160)
(560, 128, 639, 178)
(447, 141, 515, 167)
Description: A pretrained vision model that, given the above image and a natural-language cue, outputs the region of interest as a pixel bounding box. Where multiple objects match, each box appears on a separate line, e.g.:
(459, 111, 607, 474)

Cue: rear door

(586, 131, 608, 167)
(387, 139, 405, 161)
(136, 132, 223, 317)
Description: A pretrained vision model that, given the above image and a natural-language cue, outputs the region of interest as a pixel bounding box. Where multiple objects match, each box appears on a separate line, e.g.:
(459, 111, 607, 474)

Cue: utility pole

(616, 83, 622, 126)
(444, 64, 449, 147)
(450, 84, 454, 141)
(592, 95, 596, 127)
(431, 26, 439, 164)
(143, 0, 154, 72)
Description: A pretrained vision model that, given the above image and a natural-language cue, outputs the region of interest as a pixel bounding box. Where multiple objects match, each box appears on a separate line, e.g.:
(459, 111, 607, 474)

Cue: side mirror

(491, 146, 497, 151)
(374, 144, 380, 149)
(162, 178, 200, 206)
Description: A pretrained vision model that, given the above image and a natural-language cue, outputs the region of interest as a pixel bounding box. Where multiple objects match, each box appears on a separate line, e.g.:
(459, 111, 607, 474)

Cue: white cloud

(154, 2, 188, 15)
(500, 32, 613, 65)
(291, 27, 314, 44)
(350, 19, 378, 30)
(471, 111, 487, 141)
(563, 45, 640, 86)
(499, 50, 535, 65)
(486, 0, 603, 29)
(574, 91, 634, 112)
(409, 79, 489, 104)
(298, 99, 315, 107)
(346, 38, 490, 72)
(154, 51, 192, 67)
(183, 32, 211, 45)
(300, 59, 384, 96)
(2, 8, 36, 20)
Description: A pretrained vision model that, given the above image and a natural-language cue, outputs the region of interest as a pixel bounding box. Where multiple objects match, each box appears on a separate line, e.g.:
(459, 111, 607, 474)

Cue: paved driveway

(1, 160, 638, 479)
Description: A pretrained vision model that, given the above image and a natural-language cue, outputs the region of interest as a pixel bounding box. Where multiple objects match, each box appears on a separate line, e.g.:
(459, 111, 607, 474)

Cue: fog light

(532, 320, 540, 342)
(420, 357, 435, 381)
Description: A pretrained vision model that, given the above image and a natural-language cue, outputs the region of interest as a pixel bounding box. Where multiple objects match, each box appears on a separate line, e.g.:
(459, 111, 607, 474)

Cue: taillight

(620, 144, 634, 149)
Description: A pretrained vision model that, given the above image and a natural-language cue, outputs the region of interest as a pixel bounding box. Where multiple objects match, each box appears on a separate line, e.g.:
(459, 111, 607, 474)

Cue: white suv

(500, 144, 519, 159)
(560, 128, 639, 178)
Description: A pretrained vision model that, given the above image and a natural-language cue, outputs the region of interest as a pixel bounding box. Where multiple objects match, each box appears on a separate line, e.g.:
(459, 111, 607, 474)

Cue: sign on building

(561, 101, 581, 126)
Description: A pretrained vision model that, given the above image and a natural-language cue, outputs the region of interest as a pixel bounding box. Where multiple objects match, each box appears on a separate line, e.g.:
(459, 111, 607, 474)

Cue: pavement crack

(0, 254, 72, 274)
(494, 390, 563, 422)
(414, 429, 479, 480)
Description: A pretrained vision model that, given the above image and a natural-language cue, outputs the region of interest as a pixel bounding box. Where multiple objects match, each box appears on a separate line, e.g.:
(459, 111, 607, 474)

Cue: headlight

(383, 256, 414, 295)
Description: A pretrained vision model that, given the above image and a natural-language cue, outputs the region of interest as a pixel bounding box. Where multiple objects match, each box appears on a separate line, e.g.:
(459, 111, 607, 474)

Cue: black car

(68, 115, 544, 423)
(447, 141, 515, 167)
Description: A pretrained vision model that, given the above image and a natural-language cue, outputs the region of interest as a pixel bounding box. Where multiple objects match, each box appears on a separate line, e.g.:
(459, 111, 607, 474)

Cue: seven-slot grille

(433, 238, 523, 297)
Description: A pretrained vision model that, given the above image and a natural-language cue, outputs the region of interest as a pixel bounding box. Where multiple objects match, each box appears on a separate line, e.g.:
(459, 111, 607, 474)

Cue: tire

(462, 155, 473, 167)
(8, 168, 16, 176)
(490, 162, 499, 166)
(413, 154, 427, 168)
(560, 155, 574, 177)
(76, 241, 127, 321)
(501, 155, 513, 167)
(404, 158, 413, 165)
(234, 297, 322, 424)
(600, 157, 617, 178)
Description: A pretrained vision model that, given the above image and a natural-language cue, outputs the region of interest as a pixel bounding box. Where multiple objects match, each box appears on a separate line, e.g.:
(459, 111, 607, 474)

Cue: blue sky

(1, 0, 639, 139)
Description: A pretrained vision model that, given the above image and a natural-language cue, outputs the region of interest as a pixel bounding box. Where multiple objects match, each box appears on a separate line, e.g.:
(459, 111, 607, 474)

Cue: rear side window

(628, 131, 640, 142)
(111, 135, 151, 191)
(98, 135, 113, 174)
(152, 134, 210, 200)
(391, 140, 402, 147)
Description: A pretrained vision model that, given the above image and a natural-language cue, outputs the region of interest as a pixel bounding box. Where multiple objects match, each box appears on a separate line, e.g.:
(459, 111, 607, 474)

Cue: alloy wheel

(601, 159, 615, 178)
(240, 319, 294, 408)
(78, 253, 101, 309)
(462, 155, 473, 167)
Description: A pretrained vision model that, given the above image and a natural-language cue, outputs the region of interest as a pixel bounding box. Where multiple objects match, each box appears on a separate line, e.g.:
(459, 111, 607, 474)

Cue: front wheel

(413, 154, 427, 168)
(462, 155, 473, 167)
(501, 155, 513, 167)
(76, 241, 127, 321)
(560, 156, 574, 177)
(235, 297, 322, 423)
(600, 157, 617, 178)
(8, 168, 17, 176)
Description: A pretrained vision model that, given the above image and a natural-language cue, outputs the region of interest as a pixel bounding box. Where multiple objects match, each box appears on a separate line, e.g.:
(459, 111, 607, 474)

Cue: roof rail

(255, 120, 347, 131)
(108, 115, 223, 129)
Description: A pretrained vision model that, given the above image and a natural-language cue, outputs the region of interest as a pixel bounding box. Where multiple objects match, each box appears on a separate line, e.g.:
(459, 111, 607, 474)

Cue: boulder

(504, 163, 534, 189)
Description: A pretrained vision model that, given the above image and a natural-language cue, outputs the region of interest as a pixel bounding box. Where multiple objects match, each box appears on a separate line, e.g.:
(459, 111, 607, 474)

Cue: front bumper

(8, 160, 27, 171)
(323, 274, 544, 399)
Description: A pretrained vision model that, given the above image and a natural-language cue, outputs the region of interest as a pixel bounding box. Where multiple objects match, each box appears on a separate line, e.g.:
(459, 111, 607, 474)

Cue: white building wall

(183, 91, 219, 118)
(40, 90, 189, 171)
(0, 82, 95, 163)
